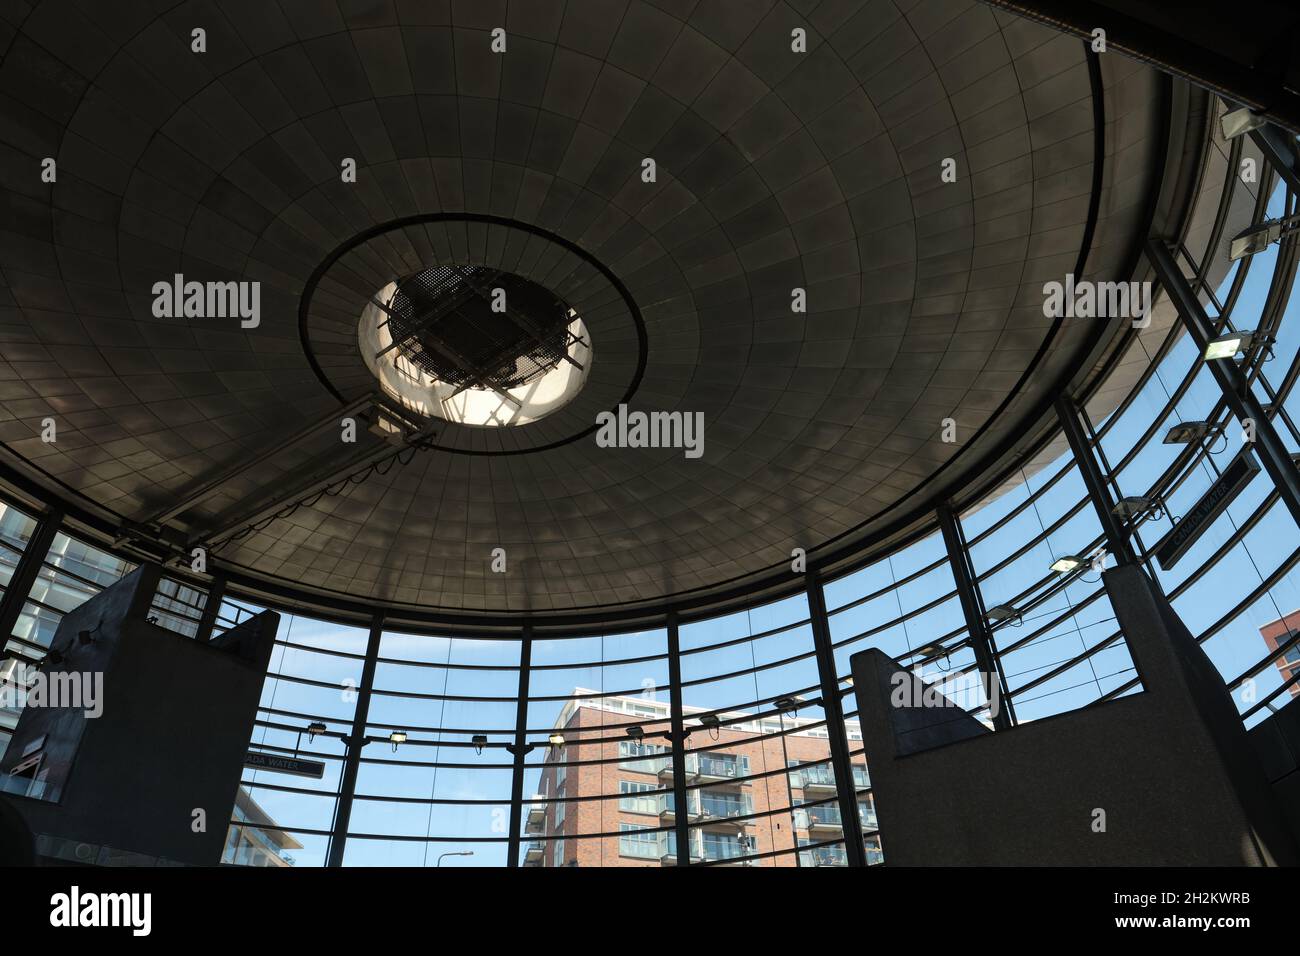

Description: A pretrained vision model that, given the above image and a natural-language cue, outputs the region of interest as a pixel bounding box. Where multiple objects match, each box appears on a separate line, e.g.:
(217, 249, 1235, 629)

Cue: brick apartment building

(1259, 610, 1300, 700)
(522, 689, 883, 867)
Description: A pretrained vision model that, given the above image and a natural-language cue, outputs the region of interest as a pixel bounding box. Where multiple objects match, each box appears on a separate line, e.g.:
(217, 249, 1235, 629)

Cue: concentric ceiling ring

(299, 214, 649, 456)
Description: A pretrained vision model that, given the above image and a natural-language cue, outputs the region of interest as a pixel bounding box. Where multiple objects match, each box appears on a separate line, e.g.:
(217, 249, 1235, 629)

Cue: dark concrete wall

(1250, 698, 1300, 844)
(2, 566, 278, 865)
(852, 564, 1298, 866)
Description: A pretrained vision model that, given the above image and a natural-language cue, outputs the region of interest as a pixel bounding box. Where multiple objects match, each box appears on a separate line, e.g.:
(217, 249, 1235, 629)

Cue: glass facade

(2, 99, 1300, 866)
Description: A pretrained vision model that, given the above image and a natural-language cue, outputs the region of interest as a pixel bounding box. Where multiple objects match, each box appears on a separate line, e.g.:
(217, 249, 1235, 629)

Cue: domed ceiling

(0, 0, 1178, 618)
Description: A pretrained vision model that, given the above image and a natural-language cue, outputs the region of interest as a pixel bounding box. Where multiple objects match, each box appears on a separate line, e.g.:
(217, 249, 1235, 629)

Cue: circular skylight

(359, 266, 592, 427)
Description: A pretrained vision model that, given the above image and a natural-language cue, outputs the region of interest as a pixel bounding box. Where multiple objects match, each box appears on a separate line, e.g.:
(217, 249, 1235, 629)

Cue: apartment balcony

(698, 794, 754, 827)
(695, 754, 748, 783)
(793, 764, 837, 793)
(658, 832, 702, 865)
(800, 844, 849, 867)
(796, 806, 844, 833)
(525, 796, 546, 833)
(657, 791, 702, 822)
(523, 841, 544, 865)
(652, 752, 751, 785)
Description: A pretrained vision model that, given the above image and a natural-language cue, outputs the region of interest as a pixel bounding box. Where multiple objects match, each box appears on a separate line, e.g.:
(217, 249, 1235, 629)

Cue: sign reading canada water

(243, 751, 325, 779)
(1154, 449, 1259, 570)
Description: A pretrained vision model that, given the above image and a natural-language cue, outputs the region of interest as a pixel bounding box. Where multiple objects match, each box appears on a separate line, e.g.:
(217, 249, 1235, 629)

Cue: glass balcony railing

(657, 791, 702, 819)
(800, 844, 849, 867)
(806, 805, 843, 829)
(788, 762, 871, 791)
(792, 763, 837, 788)
(699, 792, 754, 820)
(699, 834, 748, 862)
(695, 753, 747, 780)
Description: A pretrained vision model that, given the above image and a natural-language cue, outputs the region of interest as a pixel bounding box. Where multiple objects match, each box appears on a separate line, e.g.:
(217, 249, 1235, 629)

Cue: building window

(618, 739, 666, 772)
(618, 780, 659, 815)
(618, 823, 659, 860)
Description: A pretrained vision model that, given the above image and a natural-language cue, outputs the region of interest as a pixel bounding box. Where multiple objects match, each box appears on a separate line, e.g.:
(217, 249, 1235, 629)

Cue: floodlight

(917, 642, 946, 658)
(774, 696, 799, 714)
(548, 733, 565, 748)
(1204, 330, 1255, 360)
(1220, 106, 1266, 141)
(1164, 420, 1215, 444)
(1112, 496, 1152, 518)
(626, 725, 644, 741)
(389, 730, 408, 750)
(307, 721, 327, 739)
(1229, 221, 1284, 260)
(1050, 555, 1087, 574)
(699, 714, 721, 729)
(471, 733, 487, 755)
(986, 604, 1019, 622)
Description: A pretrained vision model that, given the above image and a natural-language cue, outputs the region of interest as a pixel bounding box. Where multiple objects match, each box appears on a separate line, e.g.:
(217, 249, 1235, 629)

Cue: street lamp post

(437, 850, 475, 867)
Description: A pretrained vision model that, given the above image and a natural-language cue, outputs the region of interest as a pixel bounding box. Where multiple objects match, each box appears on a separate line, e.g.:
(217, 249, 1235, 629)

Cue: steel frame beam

(142, 395, 374, 526)
(195, 422, 436, 549)
(1147, 238, 1300, 531)
(1054, 392, 1138, 567)
(806, 568, 869, 867)
(325, 613, 382, 867)
(936, 504, 1016, 731)
(506, 624, 533, 867)
(1249, 124, 1300, 198)
(666, 610, 692, 866)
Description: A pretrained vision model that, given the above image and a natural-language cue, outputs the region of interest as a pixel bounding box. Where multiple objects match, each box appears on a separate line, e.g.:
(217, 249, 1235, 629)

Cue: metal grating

(384, 265, 573, 392)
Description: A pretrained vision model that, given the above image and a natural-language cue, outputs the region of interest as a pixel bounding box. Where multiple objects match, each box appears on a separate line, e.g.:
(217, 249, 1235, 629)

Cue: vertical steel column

(506, 623, 533, 868)
(806, 568, 868, 868)
(1148, 237, 1300, 530)
(1054, 393, 1138, 567)
(325, 612, 382, 868)
(666, 609, 692, 866)
(0, 507, 62, 645)
(193, 572, 226, 642)
(936, 504, 1016, 730)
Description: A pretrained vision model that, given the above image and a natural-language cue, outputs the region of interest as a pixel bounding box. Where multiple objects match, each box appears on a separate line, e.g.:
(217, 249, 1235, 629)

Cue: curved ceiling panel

(0, 0, 1176, 616)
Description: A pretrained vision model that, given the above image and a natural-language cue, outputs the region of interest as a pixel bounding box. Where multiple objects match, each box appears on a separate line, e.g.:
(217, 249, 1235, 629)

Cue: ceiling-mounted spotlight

(1220, 106, 1267, 141)
(471, 734, 487, 755)
(1050, 554, 1088, 574)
